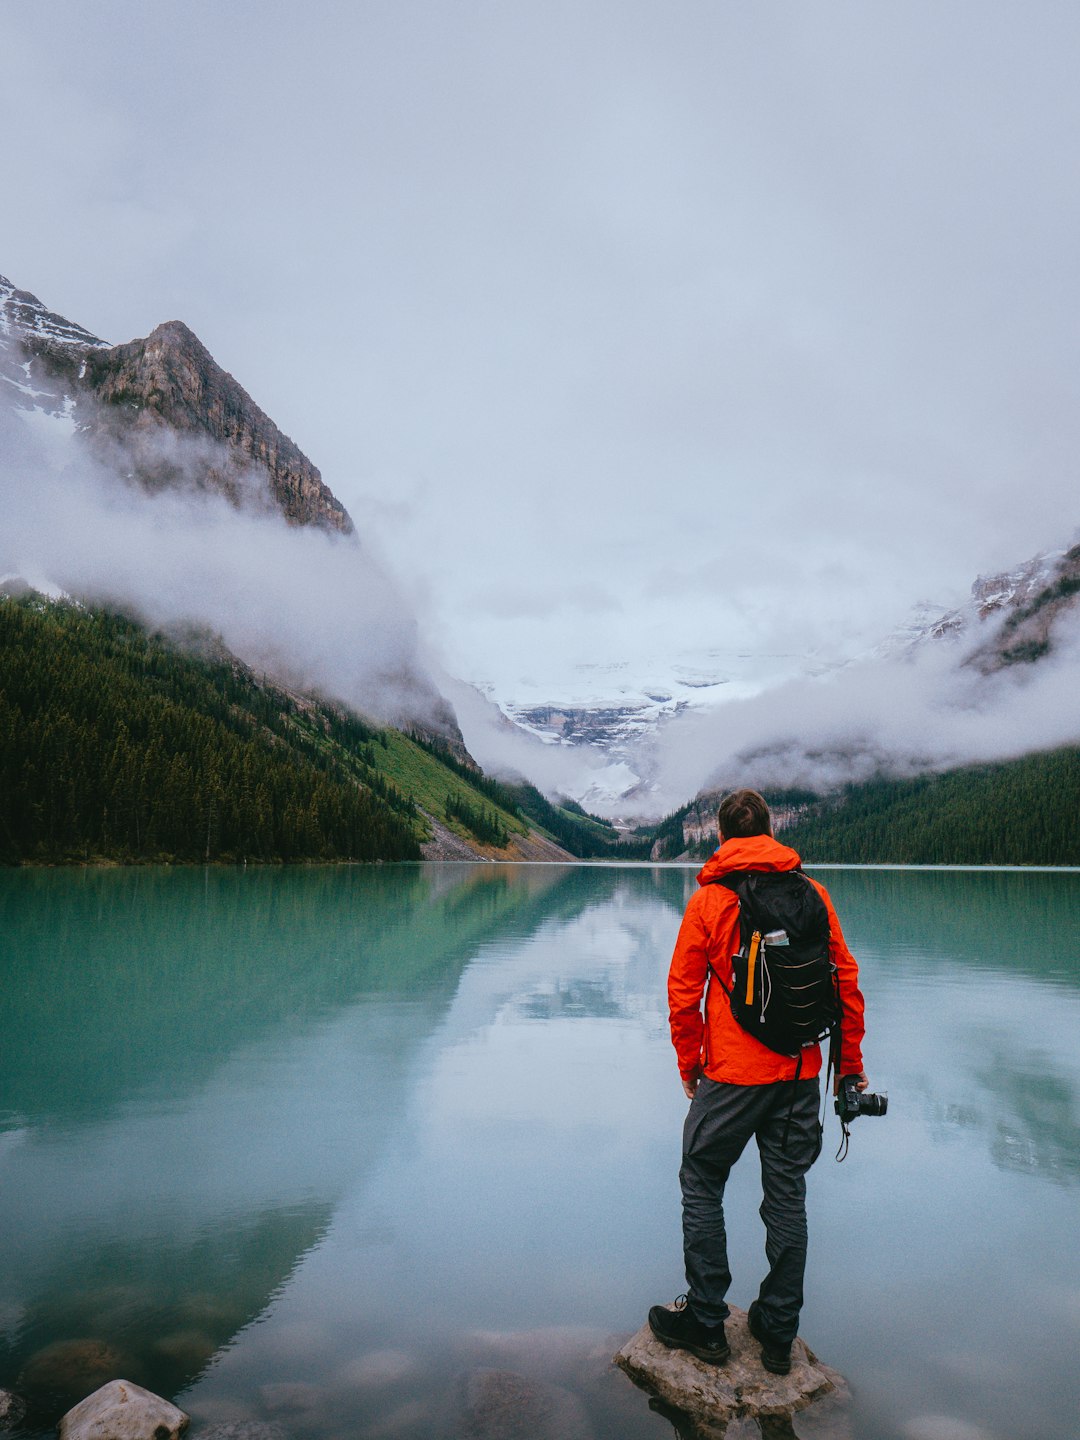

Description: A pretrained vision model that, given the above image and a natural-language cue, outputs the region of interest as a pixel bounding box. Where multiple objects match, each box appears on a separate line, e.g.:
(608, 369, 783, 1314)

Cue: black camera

(835, 1075, 888, 1124)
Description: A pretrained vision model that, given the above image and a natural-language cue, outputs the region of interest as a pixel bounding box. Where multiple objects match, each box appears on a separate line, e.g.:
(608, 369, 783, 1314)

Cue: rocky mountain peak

(81, 318, 353, 533)
(2, 270, 352, 535)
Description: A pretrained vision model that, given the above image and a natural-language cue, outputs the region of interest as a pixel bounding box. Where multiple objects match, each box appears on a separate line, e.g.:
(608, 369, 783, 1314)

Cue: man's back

(668, 832, 865, 1086)
(649, 789, 869, 1376)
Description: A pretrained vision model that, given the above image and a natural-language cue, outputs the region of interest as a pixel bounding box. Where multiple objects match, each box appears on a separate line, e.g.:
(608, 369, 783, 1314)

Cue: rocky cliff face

(81, 321, 353, 532)
(1, 275, 351, 534)
(966, 543, 1080, 670)
(898, 543, 1080, 672)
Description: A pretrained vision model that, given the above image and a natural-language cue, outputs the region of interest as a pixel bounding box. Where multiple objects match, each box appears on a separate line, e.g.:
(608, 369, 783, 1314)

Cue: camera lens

(859, 1091, 888, 1116)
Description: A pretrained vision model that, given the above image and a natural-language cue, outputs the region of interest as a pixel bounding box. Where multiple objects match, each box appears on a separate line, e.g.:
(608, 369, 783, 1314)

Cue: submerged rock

(19, 1340, 131, 1402)
(152, 1330, 217, 1371)
(193, 1423, 288, 1440)
(460, 1326, 617, 1382)
(335, 1348, 417, 1392)
(0, 1389, 28, 1430)
(256, 1382, 321, 1417)
(58, 1380, 189, 1440)
(613, 1305, 852, 1440)
(455, 1367, 594, 1440)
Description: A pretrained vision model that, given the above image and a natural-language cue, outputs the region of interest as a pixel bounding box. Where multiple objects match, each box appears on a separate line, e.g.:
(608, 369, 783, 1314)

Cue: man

(649, 788, 867, 1374)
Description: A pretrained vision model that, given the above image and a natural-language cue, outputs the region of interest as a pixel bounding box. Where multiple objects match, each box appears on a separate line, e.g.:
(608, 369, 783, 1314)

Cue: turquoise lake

(2, 862, 1079, 1440)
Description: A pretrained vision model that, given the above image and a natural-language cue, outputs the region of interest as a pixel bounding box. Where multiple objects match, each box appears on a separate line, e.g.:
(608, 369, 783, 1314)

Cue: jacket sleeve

(668, 895, 712, 1080)
(818, 888, 866, 1076)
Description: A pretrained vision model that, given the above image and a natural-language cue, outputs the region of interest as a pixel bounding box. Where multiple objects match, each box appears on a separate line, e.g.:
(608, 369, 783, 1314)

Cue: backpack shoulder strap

(707, 865, 805, 893)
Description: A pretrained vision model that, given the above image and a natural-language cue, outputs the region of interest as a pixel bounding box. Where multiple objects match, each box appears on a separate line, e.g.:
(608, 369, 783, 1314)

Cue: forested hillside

(0, 594, 555, 863)
(648, 763, 1080, 867)
(776, 750, 1080, 865)
(0, 594, 637, 866)
(17, 591, 1073, 869)
(0, 594, 426, 863)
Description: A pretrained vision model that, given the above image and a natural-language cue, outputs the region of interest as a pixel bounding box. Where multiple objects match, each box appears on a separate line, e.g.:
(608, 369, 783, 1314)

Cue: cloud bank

(6, 393, 1079, 822)
(648, 618, 1080, 811)
(0, 403, 445, 729)
(8, 3, 1080, 702)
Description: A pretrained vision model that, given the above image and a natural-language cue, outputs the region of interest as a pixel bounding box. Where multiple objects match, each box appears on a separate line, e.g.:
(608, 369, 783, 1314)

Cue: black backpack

(710, 869, 839, 1059)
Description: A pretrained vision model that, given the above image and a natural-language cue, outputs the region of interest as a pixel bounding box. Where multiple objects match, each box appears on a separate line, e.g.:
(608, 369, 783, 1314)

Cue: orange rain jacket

(668, 834, 866, 1086)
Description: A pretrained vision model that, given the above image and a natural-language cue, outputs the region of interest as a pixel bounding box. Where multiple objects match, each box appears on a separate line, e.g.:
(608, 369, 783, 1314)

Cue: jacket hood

(696, 833, 803, 887)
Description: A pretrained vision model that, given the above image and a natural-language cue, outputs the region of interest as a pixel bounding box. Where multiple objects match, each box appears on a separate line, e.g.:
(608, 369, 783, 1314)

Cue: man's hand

(833, 1071, 869, 1095)
(682, 1066, 703, 1100)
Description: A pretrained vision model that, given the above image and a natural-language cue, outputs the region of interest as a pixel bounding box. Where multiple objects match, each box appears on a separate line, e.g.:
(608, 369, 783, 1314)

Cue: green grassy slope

(376, 729, 529, 848)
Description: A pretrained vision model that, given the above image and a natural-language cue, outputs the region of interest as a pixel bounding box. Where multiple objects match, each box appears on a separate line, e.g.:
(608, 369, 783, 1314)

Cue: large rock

(614, 1305, 852, 1440)
(58, 1380, 189, 1440)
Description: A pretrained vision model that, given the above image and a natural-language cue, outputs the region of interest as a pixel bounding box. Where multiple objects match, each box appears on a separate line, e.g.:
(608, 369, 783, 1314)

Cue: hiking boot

(648, 1296, 730, 1364)
(747, 1300, 792, 1375)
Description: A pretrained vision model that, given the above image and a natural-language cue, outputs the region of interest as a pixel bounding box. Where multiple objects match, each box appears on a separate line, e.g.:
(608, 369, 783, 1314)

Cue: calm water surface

(1, 863, 1079, 1440)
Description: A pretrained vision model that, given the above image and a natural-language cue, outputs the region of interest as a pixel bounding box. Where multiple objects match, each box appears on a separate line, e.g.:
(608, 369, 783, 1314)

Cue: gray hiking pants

(680, 1076, 822, 1343)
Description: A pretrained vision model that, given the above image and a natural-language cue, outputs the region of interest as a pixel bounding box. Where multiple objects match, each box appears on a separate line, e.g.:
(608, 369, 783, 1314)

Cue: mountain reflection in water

(0, 862, 1077, 1440)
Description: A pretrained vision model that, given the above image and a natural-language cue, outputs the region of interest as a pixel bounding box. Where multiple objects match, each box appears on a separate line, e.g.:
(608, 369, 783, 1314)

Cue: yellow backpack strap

(745, 930, 761, 1005)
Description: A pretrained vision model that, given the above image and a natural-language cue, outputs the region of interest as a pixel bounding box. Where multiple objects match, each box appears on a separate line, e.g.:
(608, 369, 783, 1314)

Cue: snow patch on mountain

(471, 651, 809, 815)
(876, 549, 1069, 657)
(0, 274, 108, 349)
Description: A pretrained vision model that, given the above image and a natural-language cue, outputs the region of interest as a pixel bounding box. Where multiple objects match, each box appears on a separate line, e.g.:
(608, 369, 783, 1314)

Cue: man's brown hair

(717, 788, 773, 840)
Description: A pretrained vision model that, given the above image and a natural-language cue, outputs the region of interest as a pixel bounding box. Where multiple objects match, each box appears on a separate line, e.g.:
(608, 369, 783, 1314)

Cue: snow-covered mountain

(0, 273, 108, 355)
(0, 274, 109, 464)
(473, 658, 732, 813)
(473, 537, 1080, 817)
(879, 543, 1080, 671)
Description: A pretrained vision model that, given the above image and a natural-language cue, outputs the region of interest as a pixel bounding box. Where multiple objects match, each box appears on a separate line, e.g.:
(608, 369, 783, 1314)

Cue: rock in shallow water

(335, 1348, 417, 1392)
(193, 1423, 288, 1440)
(455, 1367, 594, 1440)
(19, 1339, 131, 1401)
(613, 1305, 852, 1440)
(257, 1381, 322, 1416)
(0, 1389, 28, 1430)
(58, 1380, 189, 1440)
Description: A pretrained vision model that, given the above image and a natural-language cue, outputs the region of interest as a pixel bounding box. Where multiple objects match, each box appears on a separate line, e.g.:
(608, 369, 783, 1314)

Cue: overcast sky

(5, 1, 1080, 705)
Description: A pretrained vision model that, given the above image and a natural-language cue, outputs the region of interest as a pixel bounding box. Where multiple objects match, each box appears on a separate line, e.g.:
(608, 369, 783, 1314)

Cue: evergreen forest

(776, 750, 1080, 866)
(641, 767, 1080, 868)
(0, 593, 640, 866)
(0, 594, 425, 864)
(7, 593, 1075, 869)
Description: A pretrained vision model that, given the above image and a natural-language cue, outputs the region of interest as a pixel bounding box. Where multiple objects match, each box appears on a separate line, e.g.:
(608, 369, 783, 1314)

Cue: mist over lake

(2, 862, 1077, 1440)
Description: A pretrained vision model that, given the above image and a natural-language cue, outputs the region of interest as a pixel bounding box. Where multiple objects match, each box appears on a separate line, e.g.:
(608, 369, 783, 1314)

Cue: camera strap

(825, 1020, 852, 1162)
(835, 1112, 851, 1162)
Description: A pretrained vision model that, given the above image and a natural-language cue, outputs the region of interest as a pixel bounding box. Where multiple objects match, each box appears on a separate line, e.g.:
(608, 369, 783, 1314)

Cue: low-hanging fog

(647, 616, 1080, 811)
(0, 405, 446, 729)
(6, 396, 1079, 821)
